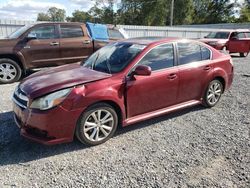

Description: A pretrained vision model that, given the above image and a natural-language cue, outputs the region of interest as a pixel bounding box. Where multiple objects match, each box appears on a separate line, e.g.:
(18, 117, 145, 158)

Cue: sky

(0, 0, 245, 21)
(0, 0, 96, 20)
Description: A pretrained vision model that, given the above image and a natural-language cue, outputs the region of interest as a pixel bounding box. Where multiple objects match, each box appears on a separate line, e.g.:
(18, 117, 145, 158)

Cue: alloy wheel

(83, 109, 114, 142)
(207, 81, 222, 106)
(0, 63, 17, 82)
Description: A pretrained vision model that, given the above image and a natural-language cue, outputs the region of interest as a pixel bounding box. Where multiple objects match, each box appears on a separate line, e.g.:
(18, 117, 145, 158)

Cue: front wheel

(0, 58, 22, 84)
(240, 52, 248, 57)
(203, 80, 223, 107)
(76, 103, 118, 146)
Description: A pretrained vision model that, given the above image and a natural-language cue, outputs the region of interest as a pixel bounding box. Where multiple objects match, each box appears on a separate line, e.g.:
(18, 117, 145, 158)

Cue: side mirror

(204, 36, 208, 38)
(132, 65, 152, 77)
(26, 33, 37, 41)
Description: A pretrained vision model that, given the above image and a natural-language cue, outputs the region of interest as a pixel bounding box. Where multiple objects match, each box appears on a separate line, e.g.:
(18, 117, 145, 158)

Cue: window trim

(59, 24, 84, 39)
(127, 42, 176, 76)
(175, 41, 213, 67)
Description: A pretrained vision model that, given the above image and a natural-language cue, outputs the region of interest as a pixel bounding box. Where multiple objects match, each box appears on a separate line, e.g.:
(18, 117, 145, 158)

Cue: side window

(137, 44, 174, 71)
(237, 32, 246, 39)
(201, 46, 211, 60)
(60, 25, 83, 38)
(245, 32, 250, 38)
(29, 26, 56, 39)
(177, 42, 202, 65)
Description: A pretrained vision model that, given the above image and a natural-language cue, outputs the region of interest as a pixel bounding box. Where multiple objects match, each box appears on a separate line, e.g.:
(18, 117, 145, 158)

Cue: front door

(20, 24, 60, 68)
(228, 32, 249, 53)
(126, 43, 179, 118)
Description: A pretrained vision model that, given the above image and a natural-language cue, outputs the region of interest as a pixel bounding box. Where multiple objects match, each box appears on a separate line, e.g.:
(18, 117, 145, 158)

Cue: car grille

(12, 86, 28, 109)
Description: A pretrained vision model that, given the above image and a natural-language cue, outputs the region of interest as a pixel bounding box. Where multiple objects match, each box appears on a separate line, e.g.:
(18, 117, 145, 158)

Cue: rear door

(176, 42, 214, 103)
(126, 43, 179, 118)
(20, 24, 60, 68)
(228, 32, 249, 53)
(59, 24, 93, 64)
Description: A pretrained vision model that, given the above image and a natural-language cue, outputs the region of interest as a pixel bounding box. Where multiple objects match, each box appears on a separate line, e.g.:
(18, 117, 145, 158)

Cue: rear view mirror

(26, 33, 37, 40)
(132, 65, 152, 77)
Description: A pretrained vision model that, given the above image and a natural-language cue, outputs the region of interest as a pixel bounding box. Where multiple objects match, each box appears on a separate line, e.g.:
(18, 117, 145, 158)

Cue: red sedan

(12, 37, 234, 146)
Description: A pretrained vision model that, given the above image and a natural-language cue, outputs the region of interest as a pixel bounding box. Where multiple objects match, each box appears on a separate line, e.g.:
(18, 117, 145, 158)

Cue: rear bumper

(13, 102, 83, 145)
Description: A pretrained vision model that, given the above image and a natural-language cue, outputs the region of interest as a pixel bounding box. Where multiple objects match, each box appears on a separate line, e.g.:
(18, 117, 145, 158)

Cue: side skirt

(124, 100, 201, 126)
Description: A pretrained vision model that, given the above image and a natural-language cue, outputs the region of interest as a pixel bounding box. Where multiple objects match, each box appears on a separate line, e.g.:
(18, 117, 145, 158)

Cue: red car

(200, 29, 250, 57)
(12, 37, 234, 146)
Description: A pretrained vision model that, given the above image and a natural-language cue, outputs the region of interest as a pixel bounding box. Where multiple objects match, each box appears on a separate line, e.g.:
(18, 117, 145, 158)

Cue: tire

(0, 58, 22, 84)
(240, 52, 248, 57)
(75, 103, 118, 146)
(203, 80, 223, 107)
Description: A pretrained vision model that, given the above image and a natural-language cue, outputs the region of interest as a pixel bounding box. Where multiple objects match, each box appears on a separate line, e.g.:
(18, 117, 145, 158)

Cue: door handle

(204, 65, 211, 71)
(50, 42, 59, 46)
(168, 73, 177, 80)
(83, 40, 91, 44)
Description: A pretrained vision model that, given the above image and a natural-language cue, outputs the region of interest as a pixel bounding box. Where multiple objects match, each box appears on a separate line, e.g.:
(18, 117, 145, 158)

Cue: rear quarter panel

(211, 52, 233, 91)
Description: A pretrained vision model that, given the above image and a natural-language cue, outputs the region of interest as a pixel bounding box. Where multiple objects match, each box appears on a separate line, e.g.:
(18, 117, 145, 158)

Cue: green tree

(192, 0, 236, 24)
(117, 0, 194, 26)
(88, 0, 115, 24)
(66, 10, 93, 22)
(37, 7, 66, 22)
(238, 0, 250, 22)
(37, 13, 51, 21)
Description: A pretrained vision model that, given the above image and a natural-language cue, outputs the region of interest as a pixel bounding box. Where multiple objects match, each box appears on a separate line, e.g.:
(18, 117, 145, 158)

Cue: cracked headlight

(30, 88, 71, 110)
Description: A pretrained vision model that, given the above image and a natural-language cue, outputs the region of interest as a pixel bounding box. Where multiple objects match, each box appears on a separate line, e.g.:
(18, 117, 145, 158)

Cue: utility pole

(170, 0, 174, 26)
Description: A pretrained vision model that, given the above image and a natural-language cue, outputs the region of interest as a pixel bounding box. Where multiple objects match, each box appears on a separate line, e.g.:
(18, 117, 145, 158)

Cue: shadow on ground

(0, 105, 206, 166)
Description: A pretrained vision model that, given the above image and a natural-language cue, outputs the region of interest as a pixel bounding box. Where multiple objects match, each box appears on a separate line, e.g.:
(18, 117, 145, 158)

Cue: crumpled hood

(20, 64, 111, 99)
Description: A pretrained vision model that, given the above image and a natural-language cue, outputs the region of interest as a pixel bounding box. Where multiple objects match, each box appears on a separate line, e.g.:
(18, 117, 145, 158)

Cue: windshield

(8, 25, 33, 39)
(206, 32, 230, 39)
(83, 42, 146, 74)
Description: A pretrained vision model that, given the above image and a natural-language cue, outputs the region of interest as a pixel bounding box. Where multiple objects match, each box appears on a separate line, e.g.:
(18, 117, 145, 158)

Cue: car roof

(120, 37, 193, 46)
(28, 22, 85, 26)
(121, 37, 179, 45)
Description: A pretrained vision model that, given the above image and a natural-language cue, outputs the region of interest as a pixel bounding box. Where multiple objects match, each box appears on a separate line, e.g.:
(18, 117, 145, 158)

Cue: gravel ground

(0, 54, 249, 188)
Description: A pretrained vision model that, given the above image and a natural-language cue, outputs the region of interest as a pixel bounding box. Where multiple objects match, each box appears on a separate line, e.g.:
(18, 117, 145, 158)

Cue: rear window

(60, 25, 83, 38)
(177, 43, 202, 65)
(177, 42, 211, 65)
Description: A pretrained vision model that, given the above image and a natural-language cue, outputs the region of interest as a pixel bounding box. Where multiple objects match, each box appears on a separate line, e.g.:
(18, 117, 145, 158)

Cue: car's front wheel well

(213, 77, 225, 93)
(78, 100, 123, 128)
(97, 100, 123, 128)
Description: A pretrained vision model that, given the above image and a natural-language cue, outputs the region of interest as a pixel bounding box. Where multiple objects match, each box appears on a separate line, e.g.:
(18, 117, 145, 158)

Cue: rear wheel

(240, 52, 248, 57)
(0, 58, 22, 84)
(203, 80, 223, 107)
(76, 103, 118, 146)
